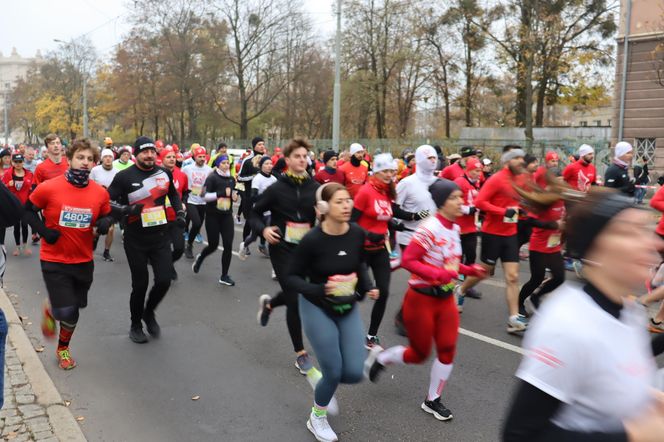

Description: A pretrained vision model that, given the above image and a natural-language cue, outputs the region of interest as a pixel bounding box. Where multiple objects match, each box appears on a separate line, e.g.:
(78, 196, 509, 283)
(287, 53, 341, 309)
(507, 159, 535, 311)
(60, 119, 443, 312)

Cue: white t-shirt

(395, 174, 437, 246)
(182, 164, 212, 205)
(517, 282, 655, 433)
(252, 173, 277, 216)
(90, 164, 119, 188)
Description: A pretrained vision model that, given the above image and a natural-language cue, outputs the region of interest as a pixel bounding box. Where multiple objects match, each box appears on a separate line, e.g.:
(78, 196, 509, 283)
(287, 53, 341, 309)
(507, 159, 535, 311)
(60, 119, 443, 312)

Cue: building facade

(0, 48, 40, 145)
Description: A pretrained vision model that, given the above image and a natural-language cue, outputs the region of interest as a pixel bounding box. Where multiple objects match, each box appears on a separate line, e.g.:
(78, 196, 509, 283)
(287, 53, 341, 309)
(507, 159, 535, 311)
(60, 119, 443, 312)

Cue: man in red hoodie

(455, 148, 527, 334)
(562, 144, 596, 192)
(439, 146, 478, 181)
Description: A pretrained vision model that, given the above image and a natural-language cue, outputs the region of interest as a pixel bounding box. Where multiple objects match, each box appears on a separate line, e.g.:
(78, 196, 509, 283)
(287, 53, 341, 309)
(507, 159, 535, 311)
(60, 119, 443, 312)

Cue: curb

(0, 288, 87, 442)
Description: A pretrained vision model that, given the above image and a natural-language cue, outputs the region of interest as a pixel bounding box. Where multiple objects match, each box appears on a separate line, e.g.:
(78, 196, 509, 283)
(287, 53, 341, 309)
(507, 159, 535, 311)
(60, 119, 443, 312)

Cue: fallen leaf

(191, 395, 200, 401)
(64, 400, 71, 407)
(34, 346, 44, 353)
(76, 416, 85, 422)
(6, 431, 17, 439)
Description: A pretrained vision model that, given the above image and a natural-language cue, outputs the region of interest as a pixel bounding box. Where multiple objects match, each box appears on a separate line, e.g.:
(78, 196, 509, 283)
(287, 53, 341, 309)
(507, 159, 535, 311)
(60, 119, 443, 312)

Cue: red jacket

(2, 167, 34, 204)
(314, 168, 345, 185)
(454, 174, 480, 235)
(475, 168, 520, 236)
(439, 162, 464, 181)
(651, 186, 664, 236)
(563, 160, 596, 192)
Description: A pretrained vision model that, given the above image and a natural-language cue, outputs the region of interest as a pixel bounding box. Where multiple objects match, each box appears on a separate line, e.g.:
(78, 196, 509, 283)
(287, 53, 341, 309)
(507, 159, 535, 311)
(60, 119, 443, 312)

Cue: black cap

(133, 136, 156, 155)
(323, 150, 337, 164)
(11, 153, 24, 162)
(251, 137, 264, 149)
(429, 179, 459, 208)
(0, 149, 10, 158)
(460, 146, 477, 158)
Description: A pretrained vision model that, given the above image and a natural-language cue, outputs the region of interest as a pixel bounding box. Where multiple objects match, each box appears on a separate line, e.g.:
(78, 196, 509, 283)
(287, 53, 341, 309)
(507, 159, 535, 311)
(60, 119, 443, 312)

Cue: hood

(414, 145, 437, 185)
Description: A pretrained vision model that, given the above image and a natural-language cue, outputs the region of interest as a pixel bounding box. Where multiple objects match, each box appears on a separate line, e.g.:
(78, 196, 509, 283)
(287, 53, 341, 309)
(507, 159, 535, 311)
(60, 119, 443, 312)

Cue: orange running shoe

(56, 348, 77, 370)
(41, 300, 56, 339)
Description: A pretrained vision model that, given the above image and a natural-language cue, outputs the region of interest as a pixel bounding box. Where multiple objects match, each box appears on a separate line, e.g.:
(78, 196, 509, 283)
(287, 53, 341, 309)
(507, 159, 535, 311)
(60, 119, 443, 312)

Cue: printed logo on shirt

(373, 199, 393, 221)
(59, 206, 93, 229)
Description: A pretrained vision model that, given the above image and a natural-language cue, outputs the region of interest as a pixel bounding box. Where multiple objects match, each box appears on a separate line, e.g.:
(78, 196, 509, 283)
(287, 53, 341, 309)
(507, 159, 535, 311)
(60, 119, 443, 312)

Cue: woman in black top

(287, 182, 378, 442)
(191, 155, 238, 286)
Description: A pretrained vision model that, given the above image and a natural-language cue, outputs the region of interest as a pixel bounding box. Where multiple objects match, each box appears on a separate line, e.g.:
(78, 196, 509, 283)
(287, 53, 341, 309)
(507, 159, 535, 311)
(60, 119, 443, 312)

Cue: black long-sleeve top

(604, 163, 634, 196)
(203, 171, 236, 215)
(287, 224, 373, 316)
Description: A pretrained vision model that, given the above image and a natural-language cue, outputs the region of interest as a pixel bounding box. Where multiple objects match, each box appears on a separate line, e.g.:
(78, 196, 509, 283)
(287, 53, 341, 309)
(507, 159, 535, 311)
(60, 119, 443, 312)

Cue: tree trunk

(535, 77, 547, 127)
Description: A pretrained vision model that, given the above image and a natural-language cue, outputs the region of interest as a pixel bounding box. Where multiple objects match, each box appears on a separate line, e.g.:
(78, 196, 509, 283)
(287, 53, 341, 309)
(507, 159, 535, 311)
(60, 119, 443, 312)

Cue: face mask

(65, 168, 90, 187)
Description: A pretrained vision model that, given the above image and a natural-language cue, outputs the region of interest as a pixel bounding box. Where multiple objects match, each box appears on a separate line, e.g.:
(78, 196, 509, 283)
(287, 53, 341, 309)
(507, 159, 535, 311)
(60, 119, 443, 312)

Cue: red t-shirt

(341, 162, 369, 199)
(34, 157, 69, 184)
(533, 166, 548, 189)
(651, 186, 664, 236)
(454, 175, 480, 235)
(314, 168, 345, 185)
(474, 168, 520, 236)
(29, 175, 111, 263)
(529, 200, 565, 253)
(439, 162, 464, 181)
(166, 167, 188, 221)
(354, 182, 393, 236)
(2, 167, 34, 204)
(563, 160, 596, 192)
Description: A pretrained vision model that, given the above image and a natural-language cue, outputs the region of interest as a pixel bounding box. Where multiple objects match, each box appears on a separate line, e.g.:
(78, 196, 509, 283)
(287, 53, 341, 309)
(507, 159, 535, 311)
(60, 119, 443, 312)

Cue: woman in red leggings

(365, 179, 486, 421)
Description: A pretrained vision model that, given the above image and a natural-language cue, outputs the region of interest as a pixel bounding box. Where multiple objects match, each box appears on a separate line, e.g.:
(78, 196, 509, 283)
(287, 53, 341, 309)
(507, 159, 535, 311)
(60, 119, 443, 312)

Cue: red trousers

(402, 288, 459, 365)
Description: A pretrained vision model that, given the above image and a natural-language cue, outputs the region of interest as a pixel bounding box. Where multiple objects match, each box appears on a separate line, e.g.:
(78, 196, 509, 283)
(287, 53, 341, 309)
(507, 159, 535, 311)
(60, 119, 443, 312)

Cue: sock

(427, 360, 453, 401)
(312, 405, 327, 417)
(377, 345, 406, 366)
(58, 321, 77, 350)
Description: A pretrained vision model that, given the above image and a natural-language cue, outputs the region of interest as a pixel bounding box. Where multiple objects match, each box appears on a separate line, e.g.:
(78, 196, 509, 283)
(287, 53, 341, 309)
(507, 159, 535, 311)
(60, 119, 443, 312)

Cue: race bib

(59, 206, 93, 229)
(547, 233, 561, 248)
(141, 206, 167, 227)
(191, 185, 203, 196)
(327, 273, 358, 297)
(284, 221, 310, 244)
(216, 197, 231, 211)
(503, 207, 519, 224)
(235, 182, 245, 192)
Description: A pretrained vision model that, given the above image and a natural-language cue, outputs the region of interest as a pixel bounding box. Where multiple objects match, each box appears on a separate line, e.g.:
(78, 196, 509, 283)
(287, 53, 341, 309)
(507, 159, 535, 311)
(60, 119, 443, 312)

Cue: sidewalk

(0, 288, 86, 442)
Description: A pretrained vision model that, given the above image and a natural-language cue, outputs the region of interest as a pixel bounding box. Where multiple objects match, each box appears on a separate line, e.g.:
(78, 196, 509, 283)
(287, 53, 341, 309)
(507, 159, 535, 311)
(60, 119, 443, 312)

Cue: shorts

(659, 233, 664, 261)
(40, 260, 94, 309)
(481, 233, 519, 266)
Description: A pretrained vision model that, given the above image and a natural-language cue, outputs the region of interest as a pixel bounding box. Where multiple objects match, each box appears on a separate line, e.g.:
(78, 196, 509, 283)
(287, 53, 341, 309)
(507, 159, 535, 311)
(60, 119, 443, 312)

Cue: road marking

(459, 327, 526, 355)
(479, 279, 507, 288)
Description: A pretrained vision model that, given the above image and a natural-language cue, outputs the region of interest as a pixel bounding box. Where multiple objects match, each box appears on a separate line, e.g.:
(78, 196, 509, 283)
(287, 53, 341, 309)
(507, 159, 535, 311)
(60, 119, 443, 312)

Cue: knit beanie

(429, 179, 460, 208)
(252, 137, 264, 149)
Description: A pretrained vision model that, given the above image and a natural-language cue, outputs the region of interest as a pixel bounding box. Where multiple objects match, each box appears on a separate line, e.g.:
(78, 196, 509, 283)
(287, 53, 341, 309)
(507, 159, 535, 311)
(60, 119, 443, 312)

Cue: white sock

(427, 360, 453, 401)
(377, 345, 406, 365)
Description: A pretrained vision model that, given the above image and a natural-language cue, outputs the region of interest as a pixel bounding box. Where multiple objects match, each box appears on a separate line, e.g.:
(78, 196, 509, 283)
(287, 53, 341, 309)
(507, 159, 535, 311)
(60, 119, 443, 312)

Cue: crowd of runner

(2, 133, 664, 441)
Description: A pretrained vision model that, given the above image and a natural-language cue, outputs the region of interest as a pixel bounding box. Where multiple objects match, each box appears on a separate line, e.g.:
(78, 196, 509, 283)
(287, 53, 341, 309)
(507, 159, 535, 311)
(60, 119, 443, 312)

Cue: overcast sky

(0, 0, 335, 59)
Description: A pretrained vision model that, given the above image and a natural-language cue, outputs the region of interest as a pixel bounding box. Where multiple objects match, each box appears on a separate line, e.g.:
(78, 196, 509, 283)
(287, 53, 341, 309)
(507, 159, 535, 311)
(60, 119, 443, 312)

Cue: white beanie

(578, 144, 594, 157)
(101, 148, 114, 158)
(614, 141, 633, 159)
(373, 153, 397, 173)
(349, 143, 364, 155)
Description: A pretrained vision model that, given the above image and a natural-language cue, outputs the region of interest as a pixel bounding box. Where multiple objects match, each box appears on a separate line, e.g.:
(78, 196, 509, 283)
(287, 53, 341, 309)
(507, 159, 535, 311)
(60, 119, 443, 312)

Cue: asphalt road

(2, 224, 582, 441)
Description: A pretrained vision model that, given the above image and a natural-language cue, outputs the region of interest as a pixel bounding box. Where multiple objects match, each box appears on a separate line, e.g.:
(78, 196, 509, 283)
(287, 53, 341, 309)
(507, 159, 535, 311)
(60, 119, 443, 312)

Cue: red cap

(155, 140, 165, 149)
(159, 146, 175, 161)
(172, 143, 179, 152)
(466, 158, 482, 171)
(176, 153, 184, 161)
(545, 151, 559, 162)
(274, 147, 281, 153)
(193, 147, 206, 158)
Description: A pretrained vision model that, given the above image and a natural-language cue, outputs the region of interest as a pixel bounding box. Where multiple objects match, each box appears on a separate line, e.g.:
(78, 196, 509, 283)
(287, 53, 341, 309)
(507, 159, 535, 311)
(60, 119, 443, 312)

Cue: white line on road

(459, 327, 526, 355)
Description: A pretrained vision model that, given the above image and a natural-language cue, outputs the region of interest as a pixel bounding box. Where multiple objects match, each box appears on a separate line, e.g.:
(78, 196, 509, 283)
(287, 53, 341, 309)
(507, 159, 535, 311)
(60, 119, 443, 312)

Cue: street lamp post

(332, 0, 342, 151)
(54, 39, 89, 138)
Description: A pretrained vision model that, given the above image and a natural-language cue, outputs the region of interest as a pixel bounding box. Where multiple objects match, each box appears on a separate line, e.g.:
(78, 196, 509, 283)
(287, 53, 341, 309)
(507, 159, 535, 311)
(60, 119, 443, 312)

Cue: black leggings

(518, 250, 565, 313)
(243, 215, 268, 248)
(199, 212, 234, 276)
(517, 219, 532, 248)
(124, 233, 173, 326)
(240, 189, 252, 241)
(186, 203, 206, 245)
(366, 247, 391, 336)
(461, 232, 478, 265)
(167, 222, 185, 262)
(269, 243, 304, 353)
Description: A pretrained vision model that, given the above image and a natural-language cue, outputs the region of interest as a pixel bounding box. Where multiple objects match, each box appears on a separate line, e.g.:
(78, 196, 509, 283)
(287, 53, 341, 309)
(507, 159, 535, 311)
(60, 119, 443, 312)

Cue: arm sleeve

(250, 184, 274, 234)
(524, 218, 558, 229)
(503, 381, 628, 442)
(106, 173, 126, 204)
(286, 236, 326, 298)
(391, 202, 417, 221)
(350, 207, 363, 223)
(475, 178, 506, 216)
(401, 241, 454, 282)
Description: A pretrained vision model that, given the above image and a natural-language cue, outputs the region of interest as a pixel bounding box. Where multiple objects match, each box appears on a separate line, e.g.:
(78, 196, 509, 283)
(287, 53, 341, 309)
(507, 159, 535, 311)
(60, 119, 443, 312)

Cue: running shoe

(257, 294, 272, 326)
(271, 269, 277, 280)
(307, 409, 338, 442)
(295, 353, 314, 375)
(56, 348, 77, 370)
(184, 243, 194, 259)
(365, 335, 381, 350)
(572, 260, 583, 278)
(192, 253, 203, 273)
(103, 250, 114, 262)
(23, 247, 31, 256)
(129, 326, 149, 344)
(524, 296, 539, 317)
(507, 314, 529, 333)
(143, 311, 161, 338)
(421, 397, 453, 421)
(465, 287, 482, 299)
(41, 300, 56, 339)
(238, 242, 248, 261)
(364, 346, 385, 382)
(218, 275, 235, 286)
(650, 318, 664, 334)
(258, 244, 269, 257)
(235, 215, 242, 225)
(389, 250, 399, 260)
(183, 231, 189, 242)
(454, 285, 464, 313)
(195, 233, 203, 243)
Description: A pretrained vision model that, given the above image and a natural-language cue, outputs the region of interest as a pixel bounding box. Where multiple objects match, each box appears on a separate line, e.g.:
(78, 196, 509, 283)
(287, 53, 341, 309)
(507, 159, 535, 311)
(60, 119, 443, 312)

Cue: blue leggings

(299, 296, 366, 407)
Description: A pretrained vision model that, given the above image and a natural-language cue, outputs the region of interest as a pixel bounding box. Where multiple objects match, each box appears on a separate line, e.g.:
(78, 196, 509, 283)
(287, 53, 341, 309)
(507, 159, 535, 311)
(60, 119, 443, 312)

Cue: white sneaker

(307, 410, 338, 442)
(306, 367, 339, 416)
(507, 314, 529, 333)
(238, 242, 247, 261)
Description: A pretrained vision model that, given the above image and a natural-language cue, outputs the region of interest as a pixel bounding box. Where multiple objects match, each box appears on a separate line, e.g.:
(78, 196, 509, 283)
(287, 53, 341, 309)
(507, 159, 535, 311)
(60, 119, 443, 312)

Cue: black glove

(125, 203, 144, 217)
(176, 211, 187, 228)
(468, 206, 477, 215)
(367, 232, 385, 243)
(42, 228, 61, 244)
(391, 221, 406, 232)
(504, 208, 517, 219)
(413, 210, 429, 221)
(96, 216, 114, 235)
